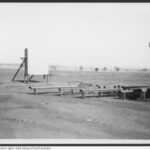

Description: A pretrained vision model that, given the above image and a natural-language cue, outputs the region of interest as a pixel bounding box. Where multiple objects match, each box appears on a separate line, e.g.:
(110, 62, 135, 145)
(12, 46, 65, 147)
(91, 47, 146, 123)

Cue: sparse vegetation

(102, 66, 107, 71)
(141, 68, 148, 72)
(0, 68, 150, 139)
(115, 66, 120, 72)
(94, 67, 99, 72)
(50, 65, 57, 71)
(79, 66, 84, 71)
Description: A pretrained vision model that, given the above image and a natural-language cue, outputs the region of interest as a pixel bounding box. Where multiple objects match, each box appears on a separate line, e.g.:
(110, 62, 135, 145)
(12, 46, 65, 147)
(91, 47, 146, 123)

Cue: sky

(0, 3, 150, 74)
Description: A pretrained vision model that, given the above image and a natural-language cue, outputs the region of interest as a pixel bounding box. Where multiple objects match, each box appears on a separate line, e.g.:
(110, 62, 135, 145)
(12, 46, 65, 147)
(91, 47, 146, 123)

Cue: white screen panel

(28, 51, 48, 75)
(28, 48, 49, 75)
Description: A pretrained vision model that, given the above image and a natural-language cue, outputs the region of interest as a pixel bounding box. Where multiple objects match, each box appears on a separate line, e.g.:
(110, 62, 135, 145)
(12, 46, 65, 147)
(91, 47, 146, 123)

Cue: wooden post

(24, 48, 29, 83)
(43, 75, 46, 79)
(143, 92, 146, 100)
(141, 88, 147, 100)
(123, 92, 126, 100)
(80, 90, 85, 98)
(71, 89, 74, 94)
(98, 92, 101, 97)
(58, 88, 63, 96)
(34, 89, 37, 95)
(46, 75, 49, 83)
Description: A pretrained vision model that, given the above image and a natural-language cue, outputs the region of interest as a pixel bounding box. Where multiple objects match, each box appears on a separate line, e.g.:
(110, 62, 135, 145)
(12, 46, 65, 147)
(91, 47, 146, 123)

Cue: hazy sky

(0, 3, 150, 74)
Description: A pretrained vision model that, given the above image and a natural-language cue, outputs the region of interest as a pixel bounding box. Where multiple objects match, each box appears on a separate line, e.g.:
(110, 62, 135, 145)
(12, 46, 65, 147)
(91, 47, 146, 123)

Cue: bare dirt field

(0, 68, 150, 139)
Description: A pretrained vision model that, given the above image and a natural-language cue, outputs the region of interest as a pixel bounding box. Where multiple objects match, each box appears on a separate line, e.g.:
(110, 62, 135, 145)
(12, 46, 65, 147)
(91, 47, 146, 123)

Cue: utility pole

(24, 48, 29, 83)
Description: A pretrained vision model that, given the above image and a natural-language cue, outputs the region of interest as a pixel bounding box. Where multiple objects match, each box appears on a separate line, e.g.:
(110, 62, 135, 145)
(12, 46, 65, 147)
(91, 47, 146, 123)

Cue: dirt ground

(0, 69, 150, 139)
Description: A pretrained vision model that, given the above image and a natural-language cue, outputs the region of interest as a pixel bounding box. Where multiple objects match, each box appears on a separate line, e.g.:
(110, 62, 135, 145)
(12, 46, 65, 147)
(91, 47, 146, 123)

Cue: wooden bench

(79, 88, 120, 98)
(29, 85, 78, 95)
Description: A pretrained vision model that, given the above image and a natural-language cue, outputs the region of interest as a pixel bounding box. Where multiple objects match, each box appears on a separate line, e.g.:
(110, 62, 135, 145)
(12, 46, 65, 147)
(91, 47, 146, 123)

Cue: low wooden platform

(29, 85, 79, 95)
(79, 88, 120, 98)
(120, 86, 150, 100)
(29, 84, 150, 100)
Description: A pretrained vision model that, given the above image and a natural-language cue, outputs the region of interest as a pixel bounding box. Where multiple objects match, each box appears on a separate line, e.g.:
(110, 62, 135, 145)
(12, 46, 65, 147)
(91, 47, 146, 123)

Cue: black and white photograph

(0, 2, 150, 144)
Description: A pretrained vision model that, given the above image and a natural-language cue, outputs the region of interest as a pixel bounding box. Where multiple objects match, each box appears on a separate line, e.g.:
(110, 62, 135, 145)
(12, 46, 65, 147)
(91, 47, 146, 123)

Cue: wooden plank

(79, 88, 119, 98)
(12, 60, 24, 81)
(29, 85, 78, 89)
(29, 75, 34, 81)
(120, 89, 133, 93)
(29, 85, 79, 95)
(121, 85, 149, 90)
(80, 88, 119, 93)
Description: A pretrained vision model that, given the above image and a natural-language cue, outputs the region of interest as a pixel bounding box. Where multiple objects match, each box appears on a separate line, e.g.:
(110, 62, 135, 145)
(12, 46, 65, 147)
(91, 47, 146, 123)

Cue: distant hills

(48, 65, 150, 72)
(0, 63, 20, 69)
(0, 63, 149, 72)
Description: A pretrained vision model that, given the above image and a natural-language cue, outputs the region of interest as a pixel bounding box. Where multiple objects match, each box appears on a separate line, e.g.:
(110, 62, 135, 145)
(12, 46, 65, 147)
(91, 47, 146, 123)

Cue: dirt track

(0, 69, 150, 139)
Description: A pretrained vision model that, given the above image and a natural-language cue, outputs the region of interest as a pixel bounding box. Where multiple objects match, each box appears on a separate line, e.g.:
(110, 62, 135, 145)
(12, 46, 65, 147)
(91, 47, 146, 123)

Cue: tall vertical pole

(24, 48, 29, 83)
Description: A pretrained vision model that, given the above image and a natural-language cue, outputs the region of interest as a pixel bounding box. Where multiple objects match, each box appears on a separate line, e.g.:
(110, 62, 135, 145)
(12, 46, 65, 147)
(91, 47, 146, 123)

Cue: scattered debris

(86, 118, 92, 122)
(41, 102, 49, 105)
(1, 117, 34, 125)
(78, 82, 93, 88)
